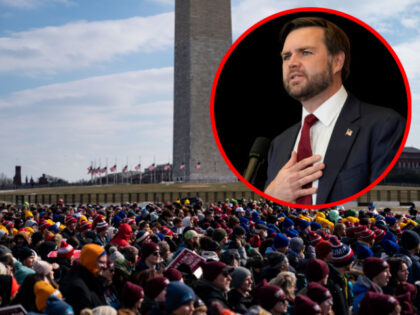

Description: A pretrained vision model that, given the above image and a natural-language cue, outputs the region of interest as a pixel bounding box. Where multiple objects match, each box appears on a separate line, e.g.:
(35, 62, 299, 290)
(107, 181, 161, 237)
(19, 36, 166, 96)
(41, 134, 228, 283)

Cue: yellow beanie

(80, 243, 106, 276)
(315, 217, 334, 231)
(25, 211, 34, 219)
(342, 216, 359, 224)
(316, 212, 326, 219)
(34, 281, 62, 311)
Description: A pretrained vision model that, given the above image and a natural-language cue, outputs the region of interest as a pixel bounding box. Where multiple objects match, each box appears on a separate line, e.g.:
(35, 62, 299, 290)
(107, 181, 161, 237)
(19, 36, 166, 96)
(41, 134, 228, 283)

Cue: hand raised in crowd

(264, 151, 325, 203)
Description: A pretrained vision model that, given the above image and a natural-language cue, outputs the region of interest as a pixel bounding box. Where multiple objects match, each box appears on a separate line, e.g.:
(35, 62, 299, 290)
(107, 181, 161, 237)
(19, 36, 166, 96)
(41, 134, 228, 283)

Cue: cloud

(0, 12, 174, 74)
(394, 37, 420, 80)
(0, 67, 174, 181)
(0, 0, 74, 9)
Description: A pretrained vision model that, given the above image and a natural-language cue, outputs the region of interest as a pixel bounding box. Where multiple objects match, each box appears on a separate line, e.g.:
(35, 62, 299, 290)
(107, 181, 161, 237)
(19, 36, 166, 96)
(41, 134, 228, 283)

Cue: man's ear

(332, 51, 345, 75)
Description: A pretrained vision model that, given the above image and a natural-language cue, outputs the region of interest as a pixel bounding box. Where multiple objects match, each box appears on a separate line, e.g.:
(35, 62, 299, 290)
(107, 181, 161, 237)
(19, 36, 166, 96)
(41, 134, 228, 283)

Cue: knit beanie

(255, 284, 286, 310)
(382, 239, 399, 256)
(163, 267, 183, 281)
(249, 234, 261, 247)
(294, 294, 322, 315)
(18, 247, 36, 262)
(328, 210, 341, 223)
(308, 231, 322, 246)
(290, 237, 304, 252)
(359, 291, 399, 315)
(345, 209, 357, 218)
(121, 281, 144, 307)
(400, 230, 420, 250)
(184, 229, 199, 240)
(311, 222, 322, 231)
(144, 277, 170, 299)
(65, 216, 77, 226)
(305, 258, 329, 282)
(273, 233, 289, 249)
(34, 280, 62, 312)
(96, 220, 109, 232)
(33, 260, 53, 276)
(268, 252, 288, 269)
(212, 228, 227, 242)
(141, 241, 160, 259)
(79, 220, 92, 232)
(307, 282, 332, 305)
(45, 295, 74, 315)
(298, 219, 311, 231)
(165, 281, 196, 312)
(80, 243, 106, 276)
(230, 266, 251, 289)
(330, 236, 354, 268)
(315, 240, 332, 260)
(201, 261, 232, 282)
(57, 240, 74, 259)
(385, 216, 397, 226)
(372, 227, 385, 242)
(285, 228, 299, 238)
(363, 257, 389, 280)
(282, 218, 294, 229)
(355, 244, 373, 260)
(135, 230, 150, 244)
(359, 229, 376, 242)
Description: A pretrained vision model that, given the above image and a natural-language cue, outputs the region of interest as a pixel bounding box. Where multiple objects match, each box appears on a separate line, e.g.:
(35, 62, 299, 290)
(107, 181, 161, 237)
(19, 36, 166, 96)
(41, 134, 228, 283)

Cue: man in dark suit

(264, 17, 405, 205)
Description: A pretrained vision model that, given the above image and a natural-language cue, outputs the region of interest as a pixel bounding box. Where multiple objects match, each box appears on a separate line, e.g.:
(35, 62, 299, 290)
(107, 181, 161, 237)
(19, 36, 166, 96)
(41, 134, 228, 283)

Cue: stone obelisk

(173, 0, 237, 182)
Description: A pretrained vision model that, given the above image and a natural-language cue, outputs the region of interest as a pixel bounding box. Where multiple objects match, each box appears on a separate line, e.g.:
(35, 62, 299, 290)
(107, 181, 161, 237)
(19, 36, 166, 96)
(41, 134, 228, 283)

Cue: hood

(117, 223, 132, 241)
(353, 275, 381, 294)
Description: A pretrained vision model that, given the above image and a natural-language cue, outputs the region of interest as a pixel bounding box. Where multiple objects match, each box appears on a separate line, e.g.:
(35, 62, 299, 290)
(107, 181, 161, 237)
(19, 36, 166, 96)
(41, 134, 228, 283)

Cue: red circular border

(210, 7, 411, 209)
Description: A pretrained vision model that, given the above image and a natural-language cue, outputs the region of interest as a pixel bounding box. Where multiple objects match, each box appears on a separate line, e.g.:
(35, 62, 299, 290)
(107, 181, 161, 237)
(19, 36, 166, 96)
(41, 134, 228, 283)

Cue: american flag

(87, 166, 92, 174)
(134, 164, 141, 171)
(163, 163, 170, 171)
(101, 166, 107, 174)
(110, 165, 117, 172)
(179, 162, 185, 170)
(122, 165, 128, 173)
(95, 167, 101, 175)
(148, 163, 155, 171)
(195, 161, 201, 169)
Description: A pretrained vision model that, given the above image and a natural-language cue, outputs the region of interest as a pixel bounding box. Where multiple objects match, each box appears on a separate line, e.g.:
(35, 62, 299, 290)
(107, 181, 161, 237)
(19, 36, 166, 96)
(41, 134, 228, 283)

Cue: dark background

(214, 10, 409, 191)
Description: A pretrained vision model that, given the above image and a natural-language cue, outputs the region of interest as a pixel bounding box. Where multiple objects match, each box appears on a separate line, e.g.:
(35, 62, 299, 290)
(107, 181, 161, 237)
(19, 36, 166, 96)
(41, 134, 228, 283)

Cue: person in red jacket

(110, 223, 132, 250)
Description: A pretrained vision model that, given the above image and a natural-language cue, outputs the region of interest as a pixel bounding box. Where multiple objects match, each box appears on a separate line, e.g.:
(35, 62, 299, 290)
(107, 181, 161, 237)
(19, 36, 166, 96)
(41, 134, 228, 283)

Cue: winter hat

(47, 224, 60, 233)
(307, 282, 332, 305)
(285, 228, 299, 238)
(372, 227, 385, 242)
(290, 237, 304, 253)
(363, 257, 389, 280)
(255, 284, 286, 310)
(273, 233, 289, 249)
(267, 252, 288, 269)
(328, 210, 341, 223)
(355, 244, 373, 260)
(108, 246, 124, 261)
(33, 260, 53, 276)
(57, 240, 74, 259)
(305, 258, 329, 282)
(144, 277, 170, 299)
(34, 280, 62, 311)
(65, 216, 77, 226)
(91, 306, 117, 315)
(163, 267, 183, 281)
(315, 240, 332, 260)
(294, 295, 322, 315)
(184, 229, 199, 240)
(400, 230, 420, 250)
(358, 291, 399, 315)
(135, 230, 150, 244)
(161, 226, 173, 236)
(230, 266, 251, 289)
(395, 281, 417, 302)
(201, 261, 232, 282)
(308, 231, 323, 246)
(212, 228, 227, 242)
(121, 281, 144, 307)
(45, 295, 74, 315)
(79, 220, 92, 232)
(385, 216, 397, 226)
(359, 229, 376, 242)
(233, 226, 246, 237)
(330, 236, 354, 267)
(311, 222, 322, 231)
(0, 245, 11, 258)
(18, 247, 36, 261)
(165, 281, 196, 313)
(141, 241, 160, 259)
(345, 209, 357, 218)
(298, 219, 311, 231)
(382, 239, 399, 256)
(80, 243, 106, 276)
(282, 218, 294, 229)
(249, 234, 261, 247)
(96, 220, 109, 232)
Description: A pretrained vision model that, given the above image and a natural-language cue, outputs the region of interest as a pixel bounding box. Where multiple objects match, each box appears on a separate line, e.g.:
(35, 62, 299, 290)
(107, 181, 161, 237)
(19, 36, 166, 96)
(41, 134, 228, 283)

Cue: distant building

(384, 147, 420, 185)
(13, 166, 22, 187)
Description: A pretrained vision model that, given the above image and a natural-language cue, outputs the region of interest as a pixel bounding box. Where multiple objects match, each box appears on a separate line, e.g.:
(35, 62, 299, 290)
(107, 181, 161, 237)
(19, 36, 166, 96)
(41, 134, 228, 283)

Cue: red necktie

(296, 114, 318, 205)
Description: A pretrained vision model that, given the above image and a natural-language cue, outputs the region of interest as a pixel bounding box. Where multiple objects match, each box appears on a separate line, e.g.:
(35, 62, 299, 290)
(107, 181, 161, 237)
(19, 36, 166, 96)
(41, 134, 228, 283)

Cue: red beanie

(57, 240, 74, 259)
(305, 258, 329, 282)
(294, 294, 322, 315)
(359, 291, 399, 315)
(255, 284, 286, 310)
(315, 240, 331, 260)
(163, 268, 183, 281)
(307, 282, 332, 305)
(308, 231, 323, 246)
(363, 257, 389, 280)
(144, 277, 169, 299)
(122, 281, 144, 307)
(141, 241, 160, 260)
(201, 261, 231, 282)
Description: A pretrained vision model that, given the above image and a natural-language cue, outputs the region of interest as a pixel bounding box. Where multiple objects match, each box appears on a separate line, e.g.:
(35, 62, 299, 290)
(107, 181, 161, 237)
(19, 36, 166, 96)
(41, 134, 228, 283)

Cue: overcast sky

(0, 0, 419, 182)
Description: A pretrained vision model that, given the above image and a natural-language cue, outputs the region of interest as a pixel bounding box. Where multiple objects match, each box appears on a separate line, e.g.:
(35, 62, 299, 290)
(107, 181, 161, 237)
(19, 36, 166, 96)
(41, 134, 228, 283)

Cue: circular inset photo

(211, 8, 411, 208)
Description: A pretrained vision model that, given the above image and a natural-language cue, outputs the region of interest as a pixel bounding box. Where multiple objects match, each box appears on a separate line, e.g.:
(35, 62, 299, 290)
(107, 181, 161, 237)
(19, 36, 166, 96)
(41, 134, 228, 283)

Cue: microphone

(243, 137, 271, 185)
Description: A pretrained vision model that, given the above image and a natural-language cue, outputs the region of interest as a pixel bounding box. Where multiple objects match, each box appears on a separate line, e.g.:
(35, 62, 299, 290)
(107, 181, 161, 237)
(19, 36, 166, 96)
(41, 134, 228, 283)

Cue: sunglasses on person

(152, 251, 161, 256)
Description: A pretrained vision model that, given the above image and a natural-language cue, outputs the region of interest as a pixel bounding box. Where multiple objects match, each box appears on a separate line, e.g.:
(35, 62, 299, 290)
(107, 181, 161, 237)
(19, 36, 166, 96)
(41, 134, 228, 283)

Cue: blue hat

(355, 244, 373, 260)
(45, 296, 74, 315)
(267, 228, 277, 238)
(298, 219, 311, 230)
(385, 216, 397, 226)
(119, 211, 126, 218)
(273, 233, 289, 249)
(282, 218, 294, 229)
(382, 239, 399, 256)
(112, 215, 122, 225)
(311, 222, 322, 231)
(285, 228, 298, 238)
(382, 231, 397, 244)
(165, 281, 196, 312)
(155, 232, 165, 241)
(47, 224, 60, 233)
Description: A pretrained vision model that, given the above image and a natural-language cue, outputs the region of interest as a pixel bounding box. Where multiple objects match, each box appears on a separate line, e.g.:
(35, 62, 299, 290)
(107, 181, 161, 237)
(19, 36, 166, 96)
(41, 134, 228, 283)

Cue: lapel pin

(345, 128, 353, 136)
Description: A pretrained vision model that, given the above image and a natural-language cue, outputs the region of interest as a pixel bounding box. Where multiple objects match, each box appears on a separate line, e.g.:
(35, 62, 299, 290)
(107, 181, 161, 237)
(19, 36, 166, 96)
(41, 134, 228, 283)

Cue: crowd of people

(0, 198, 419, 315)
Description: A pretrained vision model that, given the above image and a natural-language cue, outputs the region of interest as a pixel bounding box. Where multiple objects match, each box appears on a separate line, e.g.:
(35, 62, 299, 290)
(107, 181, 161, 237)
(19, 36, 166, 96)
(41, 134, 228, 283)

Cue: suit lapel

(316, 94, 361, 204)
(278, 123, 301, 167)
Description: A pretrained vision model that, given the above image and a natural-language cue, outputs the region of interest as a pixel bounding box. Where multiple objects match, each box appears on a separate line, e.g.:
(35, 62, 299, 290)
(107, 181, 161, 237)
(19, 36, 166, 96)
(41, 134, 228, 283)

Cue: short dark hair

(279, 16, 351, 81)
